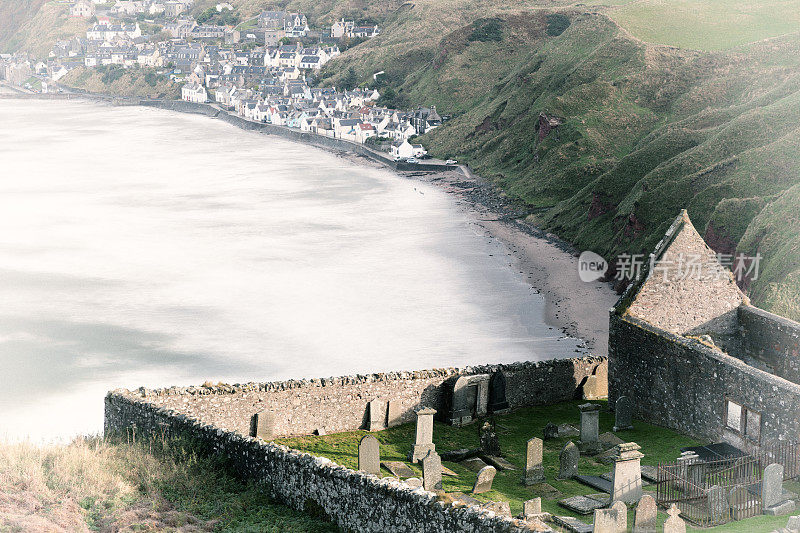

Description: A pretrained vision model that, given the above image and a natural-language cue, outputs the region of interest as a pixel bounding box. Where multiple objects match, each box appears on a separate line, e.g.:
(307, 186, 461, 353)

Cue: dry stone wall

(119, 357, 605, 438)
(104, 357, 604, 533)
(105, 393, 542, 533)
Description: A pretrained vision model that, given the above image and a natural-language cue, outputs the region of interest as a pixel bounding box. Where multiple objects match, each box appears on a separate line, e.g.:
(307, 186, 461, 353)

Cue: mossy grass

(278, 400, 796, 531)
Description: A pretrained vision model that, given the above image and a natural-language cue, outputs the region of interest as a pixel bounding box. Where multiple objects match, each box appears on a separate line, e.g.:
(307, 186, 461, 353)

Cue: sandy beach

(342, 153, 619, 356)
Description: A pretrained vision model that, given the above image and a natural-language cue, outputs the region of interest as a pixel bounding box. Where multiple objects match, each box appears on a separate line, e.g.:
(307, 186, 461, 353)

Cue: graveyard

(276, 400, 800, 532)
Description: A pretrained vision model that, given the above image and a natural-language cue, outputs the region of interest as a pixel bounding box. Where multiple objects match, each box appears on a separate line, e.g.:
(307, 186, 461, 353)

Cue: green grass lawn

(278, 400, 796, 531)
(607, 0, 800, 51)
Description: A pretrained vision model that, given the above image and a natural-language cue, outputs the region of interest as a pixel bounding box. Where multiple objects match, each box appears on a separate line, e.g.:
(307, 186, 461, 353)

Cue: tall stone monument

(578, 403, 602, 455)
(610, 442, 644, 504)
(411, 407, 437, 463)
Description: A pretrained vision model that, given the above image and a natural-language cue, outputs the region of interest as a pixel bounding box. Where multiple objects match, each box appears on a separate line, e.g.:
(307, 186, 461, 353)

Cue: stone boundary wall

(119, 357, 606, 438)
(105, 393, 538, 533)
(609, 312, 800, 444)
(738, 305, 800, 383)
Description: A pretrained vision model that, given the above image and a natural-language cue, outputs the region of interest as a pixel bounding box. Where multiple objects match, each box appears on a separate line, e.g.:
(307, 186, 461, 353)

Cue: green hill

(0, 0, 90, 57)
(317, 2, 800, 322)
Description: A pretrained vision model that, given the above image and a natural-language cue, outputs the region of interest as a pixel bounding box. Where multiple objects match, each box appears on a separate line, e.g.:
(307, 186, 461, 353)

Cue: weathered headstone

(250, 410, 275, 440)
(593, 501, 627, 533)
(524, 497, 541, 517)
(472, 465, 497, 494)
(583, 364, 608, 400)
(358, 434, 380, 475)
(558, 423, 580, 438)
(488, 371, 509, 413)
(708, 484, 728, 525)
(422, 450, 442, 491)
(479, 420, 501, 456)
(610, 442, 644, 504)
(543, 422, 559, 440)
(411, 407, 436, 463)
(633, 494, 657, 533)
(368, 399, 387, 432)
(613, 396, 633, 432)
(558, 441, 579, 480)
(481, 501, 512, 516)
(728, 485, 750, 521)
(578, 403, 602, 455)
(787, 515, 800, 532)
(387, 400, 402, 428)
(764, 463, 785, 509)
(523, 437, 545, 485)
(448, 374, 490, 426)
(763, 463, 796, 515)
(663, 504, 686, 533)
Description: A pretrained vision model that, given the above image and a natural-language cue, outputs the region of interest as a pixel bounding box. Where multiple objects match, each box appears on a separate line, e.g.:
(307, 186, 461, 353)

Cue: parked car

(406, 157, 418, 163)
(445, 159, 458, 165)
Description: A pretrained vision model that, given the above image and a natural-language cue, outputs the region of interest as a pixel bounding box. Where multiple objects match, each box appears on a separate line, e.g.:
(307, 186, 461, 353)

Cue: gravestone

(250, 410, 275, 440)
(422, 450, 442, 491)
(488, 371, 509, 413)
(762, 463, 796, 515)
(448, 374, 490, 426)
(358, 434, 380, 475)
(728, 485, 750, 520)
(543, 422, 559, 440)
(663, 504, 686, 533)
(411, 407, 436, 463)
(764, 463, 785, 509)
(524, 497, 541, 517)
(633, 494, 657, 533)
(523, 437, 545, 485)
(583, 364, 608, 400)
(479, 420, 501, 456)
(613, 396, 633, 432)
(610, 442, 644, 504)
(708, 485, 728, 525)
(593, 501, 627, 533)
(481, 501, 512, 516)
(558, 441, 579, 480)
(578, 403, 602, 455)
(387, 400, 402, 428)
(472, 465, 497, 494)
(368, 399, 387, 432)
(787, 515, 800, 531)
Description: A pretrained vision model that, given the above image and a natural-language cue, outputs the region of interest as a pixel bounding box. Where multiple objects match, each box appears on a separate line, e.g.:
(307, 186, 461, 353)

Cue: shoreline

(1, 87, 618, 355)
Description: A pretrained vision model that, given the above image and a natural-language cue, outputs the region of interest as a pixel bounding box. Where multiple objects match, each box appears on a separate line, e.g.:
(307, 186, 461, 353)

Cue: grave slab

(382, 461, 415, 478)
(559, 494, 609, 515)
(450, 492, 482, 506)
(482, 454, 517, 471)
(461, 457, 488, 472)
(553, 515, 594, 533)
(441, 465, 458, 477)
(574, 474, 613, 494)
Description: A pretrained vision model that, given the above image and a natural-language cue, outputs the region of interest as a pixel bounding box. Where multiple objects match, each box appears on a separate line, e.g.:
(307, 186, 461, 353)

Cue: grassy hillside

(0, 0, 90, 58)
(316, 3, 800, 322)
(0, 435, 338, 531)
(62, 65, 182, 99)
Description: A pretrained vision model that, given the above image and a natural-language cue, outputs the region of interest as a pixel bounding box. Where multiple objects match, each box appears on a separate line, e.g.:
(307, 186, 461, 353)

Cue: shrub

(546, 13, 570, 36)
(468, 18, 503, 42)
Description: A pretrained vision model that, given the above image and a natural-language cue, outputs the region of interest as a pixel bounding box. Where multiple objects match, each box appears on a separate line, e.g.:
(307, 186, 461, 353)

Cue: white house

(70, 0, 95, 18)
(182, 83, 208, 103)
(391, 140, 425, 159)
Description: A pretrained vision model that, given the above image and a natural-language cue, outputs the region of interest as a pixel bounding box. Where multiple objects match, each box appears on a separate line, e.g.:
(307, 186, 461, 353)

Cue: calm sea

(0, 99, 584, 441)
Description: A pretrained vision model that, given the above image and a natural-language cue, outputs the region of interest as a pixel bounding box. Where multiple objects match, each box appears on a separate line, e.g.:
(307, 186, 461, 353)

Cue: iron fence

(654, 440, 800, 526)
